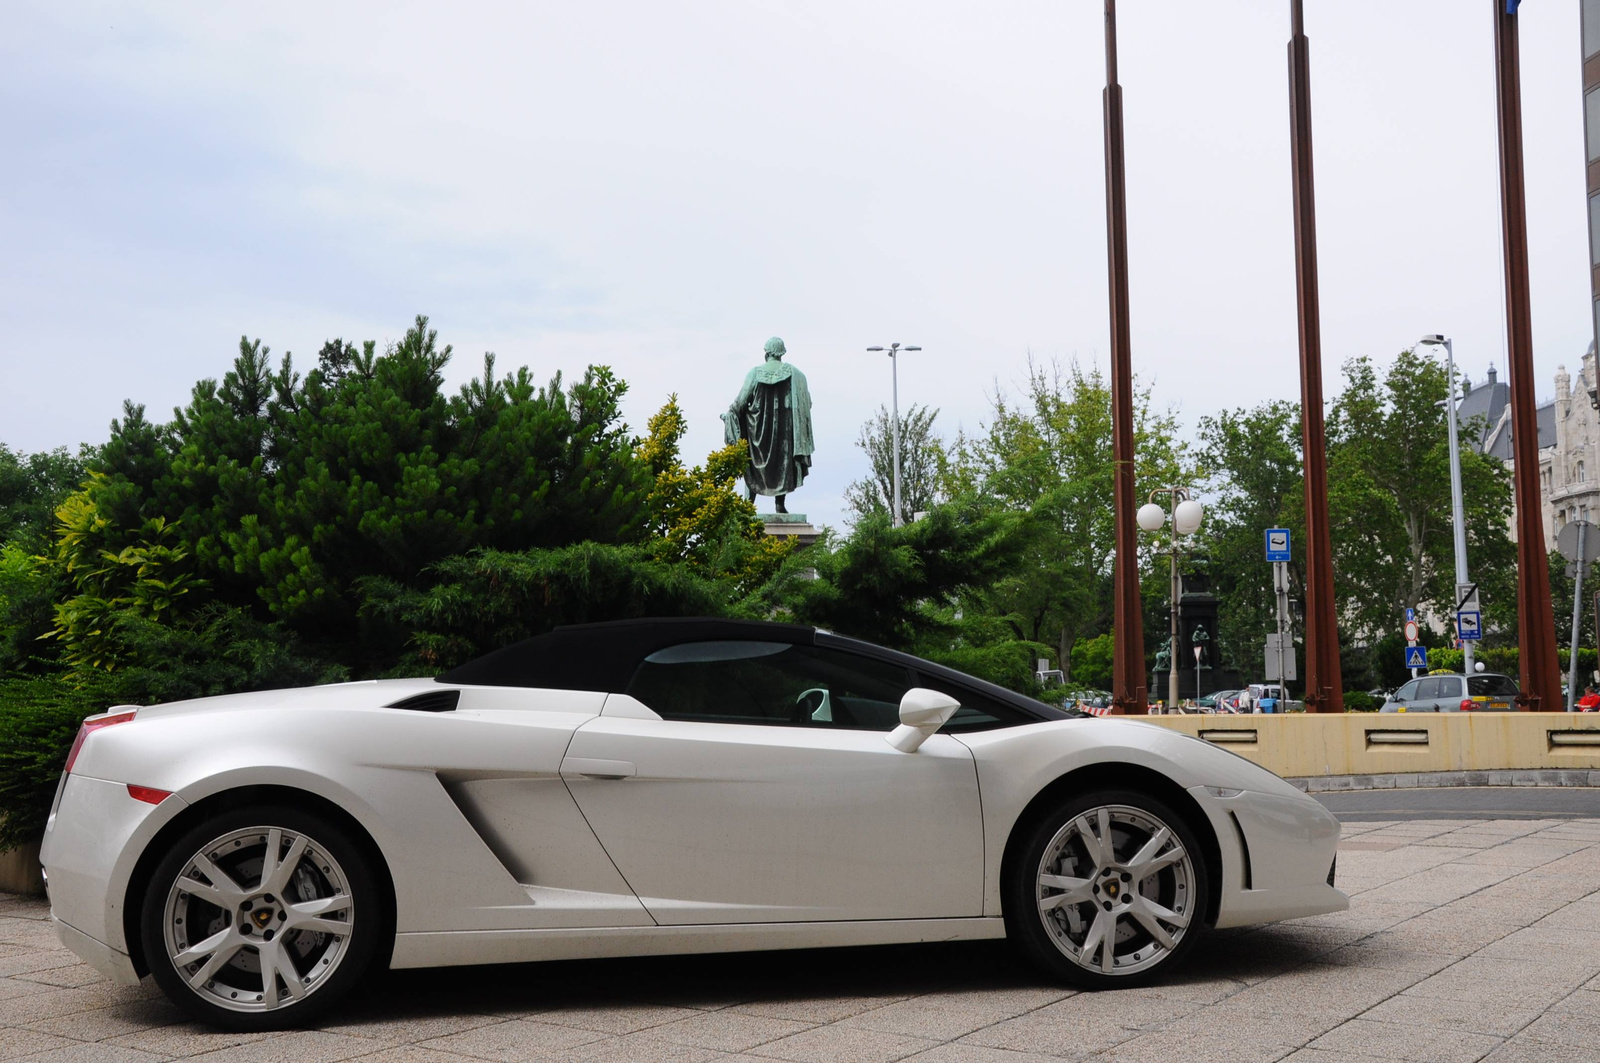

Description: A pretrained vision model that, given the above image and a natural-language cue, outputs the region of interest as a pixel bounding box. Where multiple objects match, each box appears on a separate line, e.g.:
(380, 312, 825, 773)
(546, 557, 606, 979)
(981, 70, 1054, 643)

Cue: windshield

(1468, 674, 1518, 698)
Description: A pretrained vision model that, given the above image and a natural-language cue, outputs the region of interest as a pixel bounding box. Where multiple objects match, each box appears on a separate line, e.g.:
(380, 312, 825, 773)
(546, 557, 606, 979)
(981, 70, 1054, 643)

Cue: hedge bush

(1342, 690, 1378, 712)
(0, 678, 116, 852)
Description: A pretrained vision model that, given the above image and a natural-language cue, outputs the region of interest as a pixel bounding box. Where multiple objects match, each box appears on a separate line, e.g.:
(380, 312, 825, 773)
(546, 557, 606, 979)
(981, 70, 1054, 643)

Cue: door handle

(560, 757, 636, 780)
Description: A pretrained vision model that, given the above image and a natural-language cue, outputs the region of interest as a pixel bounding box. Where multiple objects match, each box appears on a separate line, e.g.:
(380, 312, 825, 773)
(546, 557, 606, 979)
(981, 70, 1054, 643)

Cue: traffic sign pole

(1404, 613, 1421, 678)
(1568, 522, 1588, 712)
(1265, 530, 1293, 697)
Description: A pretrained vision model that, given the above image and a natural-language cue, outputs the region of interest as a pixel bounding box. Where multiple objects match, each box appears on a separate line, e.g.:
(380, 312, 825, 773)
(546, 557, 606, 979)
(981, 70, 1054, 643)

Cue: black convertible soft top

(435, 617, 816, 692)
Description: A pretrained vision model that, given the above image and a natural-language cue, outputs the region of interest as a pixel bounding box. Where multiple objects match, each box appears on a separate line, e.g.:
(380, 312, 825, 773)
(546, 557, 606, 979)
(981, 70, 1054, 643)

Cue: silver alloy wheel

(1035, 804, 1195, 976)
(161, 826, 355, 1012)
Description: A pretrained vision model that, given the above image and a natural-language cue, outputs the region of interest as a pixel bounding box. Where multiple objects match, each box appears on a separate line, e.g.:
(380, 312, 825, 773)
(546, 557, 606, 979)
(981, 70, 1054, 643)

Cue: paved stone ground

(3, 816, 1599, 1063)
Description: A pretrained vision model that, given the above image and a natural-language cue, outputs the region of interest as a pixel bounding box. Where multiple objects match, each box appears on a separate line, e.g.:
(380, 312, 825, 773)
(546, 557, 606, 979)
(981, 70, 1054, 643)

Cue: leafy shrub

(360, 543, 730, 672)
(0, 677, 115, 852)
(1070, 632, 1115, 691)
(1342, 690, 1378, 713)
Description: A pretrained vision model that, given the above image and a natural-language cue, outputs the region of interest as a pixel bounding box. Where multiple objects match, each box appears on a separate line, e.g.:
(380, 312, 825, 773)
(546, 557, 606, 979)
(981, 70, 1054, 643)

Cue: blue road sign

(1405, 607, 1416, 623)
(1457, 610, 1483, 641)
(1404, 645, 1428, 670)
(1265, 528, 1291, 562)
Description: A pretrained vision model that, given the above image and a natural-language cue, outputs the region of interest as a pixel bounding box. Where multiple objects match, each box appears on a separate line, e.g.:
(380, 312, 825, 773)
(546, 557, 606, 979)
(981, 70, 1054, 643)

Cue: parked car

(41, 617, 1347, 1029)
(1379, 672, 1519, 712)
(1198, 690, 1241, 713)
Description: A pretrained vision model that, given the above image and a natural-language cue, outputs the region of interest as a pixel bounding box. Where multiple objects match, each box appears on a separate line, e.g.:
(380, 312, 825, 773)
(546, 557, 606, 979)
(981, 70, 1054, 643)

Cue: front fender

(956, 719, 1343, 924)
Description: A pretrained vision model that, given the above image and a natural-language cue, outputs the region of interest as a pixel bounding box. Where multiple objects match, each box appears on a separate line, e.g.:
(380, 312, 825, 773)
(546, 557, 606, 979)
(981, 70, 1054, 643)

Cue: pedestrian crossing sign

(1404, 645, 1428, 670)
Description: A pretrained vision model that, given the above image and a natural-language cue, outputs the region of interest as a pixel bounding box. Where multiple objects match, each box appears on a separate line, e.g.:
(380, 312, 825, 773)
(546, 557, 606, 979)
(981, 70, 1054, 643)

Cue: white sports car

(40, 618, 1346, 1029)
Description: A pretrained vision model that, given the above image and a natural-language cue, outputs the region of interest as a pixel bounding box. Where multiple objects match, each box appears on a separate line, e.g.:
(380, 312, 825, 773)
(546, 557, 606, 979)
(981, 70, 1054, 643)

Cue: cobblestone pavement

(3, 816, 1599, 1063)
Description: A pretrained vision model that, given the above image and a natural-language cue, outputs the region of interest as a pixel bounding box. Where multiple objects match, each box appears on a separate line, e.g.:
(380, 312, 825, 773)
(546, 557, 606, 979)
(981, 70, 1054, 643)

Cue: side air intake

(385, 689, 460, 713)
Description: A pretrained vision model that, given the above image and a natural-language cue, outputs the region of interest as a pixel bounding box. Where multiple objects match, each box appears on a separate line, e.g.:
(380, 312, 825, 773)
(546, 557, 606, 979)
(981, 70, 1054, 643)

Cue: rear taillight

(63, 711, 137, 774)
(1459, 699, 1475, 712)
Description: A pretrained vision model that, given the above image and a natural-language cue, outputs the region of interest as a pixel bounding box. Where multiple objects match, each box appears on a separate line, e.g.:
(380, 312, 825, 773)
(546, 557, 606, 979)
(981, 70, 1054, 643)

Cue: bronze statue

(1153, 637, 1172, 672)
(722, 337, 814, 513)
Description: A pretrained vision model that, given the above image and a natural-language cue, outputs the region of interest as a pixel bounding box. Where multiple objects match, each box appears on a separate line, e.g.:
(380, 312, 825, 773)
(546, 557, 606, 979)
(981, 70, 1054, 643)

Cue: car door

(1436, 676, 1465, 711)
(1385, 678, 1420, 711)
(560, 639, 985, 926)
(1414, 676, 1444, 711)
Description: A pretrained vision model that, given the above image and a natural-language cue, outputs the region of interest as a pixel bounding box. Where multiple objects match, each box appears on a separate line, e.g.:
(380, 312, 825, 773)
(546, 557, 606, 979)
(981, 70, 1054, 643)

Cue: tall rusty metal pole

(1103, 0, 1148, 715)
(1494, 0, 1562, 710)
(1286, 0, 1343, 713)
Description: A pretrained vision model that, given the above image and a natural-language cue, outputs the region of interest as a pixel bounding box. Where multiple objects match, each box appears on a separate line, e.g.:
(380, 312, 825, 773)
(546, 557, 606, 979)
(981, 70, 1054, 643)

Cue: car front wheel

(1005, 789, 1209, 989)
(140, 805, 383, 1030)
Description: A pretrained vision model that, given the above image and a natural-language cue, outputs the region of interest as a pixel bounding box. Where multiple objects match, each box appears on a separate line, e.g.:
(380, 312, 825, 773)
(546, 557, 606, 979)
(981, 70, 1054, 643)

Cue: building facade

(1462, 345, 1600, 554)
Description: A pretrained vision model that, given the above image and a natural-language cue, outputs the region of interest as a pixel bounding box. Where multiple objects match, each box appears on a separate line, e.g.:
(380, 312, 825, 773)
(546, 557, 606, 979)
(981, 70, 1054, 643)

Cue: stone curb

(1287, 769, 1600, 792)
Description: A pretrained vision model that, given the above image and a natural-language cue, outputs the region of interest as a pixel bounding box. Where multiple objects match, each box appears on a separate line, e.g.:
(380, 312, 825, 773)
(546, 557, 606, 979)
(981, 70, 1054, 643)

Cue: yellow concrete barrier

(1131, 713, 1600, 778)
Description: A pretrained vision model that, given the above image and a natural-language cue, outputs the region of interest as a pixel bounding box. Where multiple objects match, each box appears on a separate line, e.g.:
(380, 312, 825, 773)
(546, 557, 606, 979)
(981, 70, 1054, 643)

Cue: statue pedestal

(761, 513, 821, 547)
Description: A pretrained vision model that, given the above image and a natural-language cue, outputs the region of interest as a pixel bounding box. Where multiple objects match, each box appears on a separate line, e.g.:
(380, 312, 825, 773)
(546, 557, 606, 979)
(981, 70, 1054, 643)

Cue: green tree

(1070, 632, 1115, 689)
(843, 404, 945, 523)
(0, 445, 87, 550)
(71, 316, 655, 674)
(362, 543, 729, 672)
(1325, 350, 1515, 639)
(755, 499, 1030, 656)
(942, 360, 1188, 682)
(40, 480, 206, 671)
(638, 396, 790, 594)
(1194, 401, 1304, 678)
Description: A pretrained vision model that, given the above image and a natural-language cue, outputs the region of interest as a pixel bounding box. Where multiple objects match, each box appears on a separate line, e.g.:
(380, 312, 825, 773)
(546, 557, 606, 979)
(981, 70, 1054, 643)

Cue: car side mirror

(886, 688, 961, 753)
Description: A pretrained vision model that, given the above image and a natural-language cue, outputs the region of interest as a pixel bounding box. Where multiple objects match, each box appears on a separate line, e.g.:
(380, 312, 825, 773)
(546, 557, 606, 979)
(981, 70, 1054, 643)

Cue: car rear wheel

(1005, 788, 1209, 989)
(140, 805, 383, 1030)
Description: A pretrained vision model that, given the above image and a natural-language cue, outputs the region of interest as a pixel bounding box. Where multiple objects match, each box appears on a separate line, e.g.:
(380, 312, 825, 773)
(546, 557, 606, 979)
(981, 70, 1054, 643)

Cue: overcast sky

(2, 1, 1592, 530)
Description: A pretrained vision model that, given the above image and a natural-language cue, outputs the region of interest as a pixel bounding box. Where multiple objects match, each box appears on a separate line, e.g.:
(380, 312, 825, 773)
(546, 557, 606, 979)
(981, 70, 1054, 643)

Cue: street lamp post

(1420, 334, 1474, 676)
(1138, 488, 1203, 709)
(866, 344, 921, 527)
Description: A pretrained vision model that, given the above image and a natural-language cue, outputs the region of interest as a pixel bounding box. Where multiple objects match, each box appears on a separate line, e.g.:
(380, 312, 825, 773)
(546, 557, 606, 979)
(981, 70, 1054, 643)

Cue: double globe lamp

(1136, 493, 1204, 710)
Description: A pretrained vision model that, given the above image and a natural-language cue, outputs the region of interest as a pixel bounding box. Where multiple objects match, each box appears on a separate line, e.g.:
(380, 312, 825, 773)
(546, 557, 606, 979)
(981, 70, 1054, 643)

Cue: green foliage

(1341, 690, 1377, 712)
(42, 481, 206, 670)
(1325, 351, 1515, 637)
(43, 318, 655, 674)
(0, 676, 115, 851)
(362, 543, 730, 672)
(638, 396, 790, 593)
(844, 404, 946, 522)
(0, 445, 86, 551)
(0, 543, 64, 673)
(940, 360, 1188, 681)
(91, 606, 349, 705)
(1195, 401, 1303, 673)
(1070, 632, 1115, 690)
(1196, 349, 1516, 692)
(762, 503, 1022, 647)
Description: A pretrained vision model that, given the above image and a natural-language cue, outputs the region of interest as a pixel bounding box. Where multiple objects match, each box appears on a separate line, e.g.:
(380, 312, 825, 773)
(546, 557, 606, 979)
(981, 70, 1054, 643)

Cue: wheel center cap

(251, 907, 274, 929)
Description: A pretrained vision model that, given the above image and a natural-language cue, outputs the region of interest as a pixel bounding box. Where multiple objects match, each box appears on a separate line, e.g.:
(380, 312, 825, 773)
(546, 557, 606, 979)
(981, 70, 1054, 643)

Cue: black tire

(140, 804, 386, 1030)
(1004, 788, 1210, 990)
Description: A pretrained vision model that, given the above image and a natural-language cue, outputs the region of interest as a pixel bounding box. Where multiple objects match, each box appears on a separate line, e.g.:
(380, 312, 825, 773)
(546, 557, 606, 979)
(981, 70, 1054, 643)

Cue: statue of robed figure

(722, 337, 814, 513)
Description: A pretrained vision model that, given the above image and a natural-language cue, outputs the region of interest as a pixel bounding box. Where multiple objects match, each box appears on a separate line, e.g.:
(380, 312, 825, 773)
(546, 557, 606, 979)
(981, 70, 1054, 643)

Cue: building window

(1589, 90, 1600, 164)
(1581, 462, 1588, 484)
